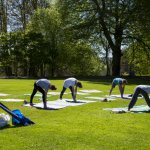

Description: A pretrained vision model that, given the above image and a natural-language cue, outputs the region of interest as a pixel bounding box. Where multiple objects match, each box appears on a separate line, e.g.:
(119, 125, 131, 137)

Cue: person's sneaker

(30, 103, 34, 106)
(44, 103, 47, 109)
(44, 106, 47, 109)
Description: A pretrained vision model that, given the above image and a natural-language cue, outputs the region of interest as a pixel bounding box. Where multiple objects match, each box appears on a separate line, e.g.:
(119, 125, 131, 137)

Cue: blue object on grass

(0, 102, 34, 126)
(12, 109, 34, 126)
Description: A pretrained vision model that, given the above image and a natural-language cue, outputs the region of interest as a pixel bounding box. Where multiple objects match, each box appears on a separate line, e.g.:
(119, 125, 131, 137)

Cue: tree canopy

(0, 0, 149, 77)
(57, 0, 150, 76)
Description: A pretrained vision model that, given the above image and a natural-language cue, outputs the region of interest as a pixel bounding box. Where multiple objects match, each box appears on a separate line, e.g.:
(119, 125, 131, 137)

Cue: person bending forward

(128, 85, 150, 111)
(60, 77, 82, 102)
(30, 79, 57, 108)
(109, 78, 127, 98)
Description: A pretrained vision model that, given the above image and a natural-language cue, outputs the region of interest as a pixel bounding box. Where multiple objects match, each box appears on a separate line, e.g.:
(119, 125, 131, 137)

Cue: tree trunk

(112, 50, 122, 76)
(105, 47, 110, 76)
(51, 64, 55, 77)
(5, 66, 12, 76)
(29, 63, 37, 77)
(0, 0, 7, 32)
(40, 63, 44, 77)
(22, 0, 26, 31)
(23, 60, 28, 76)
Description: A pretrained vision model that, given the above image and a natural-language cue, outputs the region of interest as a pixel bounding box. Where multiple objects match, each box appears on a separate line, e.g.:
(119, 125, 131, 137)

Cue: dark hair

(50, 85, 57, 90)
(77, 82, 82, 88)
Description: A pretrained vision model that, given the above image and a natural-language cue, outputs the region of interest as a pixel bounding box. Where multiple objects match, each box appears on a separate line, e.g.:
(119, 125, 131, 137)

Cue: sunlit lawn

(0, 78, 150, 150)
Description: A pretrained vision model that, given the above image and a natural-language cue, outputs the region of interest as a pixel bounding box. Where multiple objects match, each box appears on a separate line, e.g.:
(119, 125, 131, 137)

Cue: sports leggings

(128, 87, 150, 110)
(30, 83, 46, 104)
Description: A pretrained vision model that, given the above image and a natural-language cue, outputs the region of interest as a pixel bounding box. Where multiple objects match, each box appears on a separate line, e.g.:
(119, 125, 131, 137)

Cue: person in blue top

(30, 79, 57, 109)
(109, 78, 127, 98)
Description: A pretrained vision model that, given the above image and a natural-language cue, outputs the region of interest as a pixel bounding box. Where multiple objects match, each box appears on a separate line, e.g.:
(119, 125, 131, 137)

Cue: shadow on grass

(130, 110, 150, 113)
(24, 102, 59, 110)
(65, 100, 85, 103)
(35, 106, 59, 110)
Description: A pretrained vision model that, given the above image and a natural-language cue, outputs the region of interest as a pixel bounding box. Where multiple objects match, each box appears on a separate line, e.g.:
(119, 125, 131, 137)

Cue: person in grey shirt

(30, 79, 57, 108)
(60, 77, 82, 102)
(128, 85, 150, 111)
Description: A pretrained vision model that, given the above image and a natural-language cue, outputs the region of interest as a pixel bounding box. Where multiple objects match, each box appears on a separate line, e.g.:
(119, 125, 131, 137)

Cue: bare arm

(74, 86, 78, 101)
(109, 86, 114, 96)
(69, 86, 76, 102)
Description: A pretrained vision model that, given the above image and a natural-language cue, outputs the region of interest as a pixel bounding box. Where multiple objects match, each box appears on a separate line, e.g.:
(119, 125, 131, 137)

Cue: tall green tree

(0, 0, 7, 32)
(25, 32, 49, 77)
(57, 41, 103, 76)
(124, 41, 150, 76)
(4, 0, 50, 31)
(0, 33, 12, 75)
(123, 0, 150, 76)
(27, 7, 62, 76)
(58, 0, 150, 76)
(0, 31, 48, 77)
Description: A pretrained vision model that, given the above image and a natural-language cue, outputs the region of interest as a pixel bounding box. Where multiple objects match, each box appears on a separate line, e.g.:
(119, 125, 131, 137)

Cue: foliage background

(0, 0, 150, 77)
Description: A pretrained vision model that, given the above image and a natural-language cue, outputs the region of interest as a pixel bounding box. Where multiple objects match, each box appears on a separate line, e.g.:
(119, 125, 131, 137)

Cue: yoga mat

(24, 93, 41, 97)
(23, 103, 66, 109)
(79, 89, 102, 93)
(85, 96, 115, 102)
(67, 92, 89, 95)
(24, 93, 50, 97)
(23, 99, 95, 109)
(62, 99, 95, 106)
(0, 93, 10, 96)
(76, 92, 89, 95)
(107, 94, 133, 100)
(47, 92, 68, 95)
(0, 99, 24, 102)
(103, 105, 150, 113)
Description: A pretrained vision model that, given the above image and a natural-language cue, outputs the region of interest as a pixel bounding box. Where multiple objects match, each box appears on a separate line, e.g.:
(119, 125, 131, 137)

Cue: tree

(0, 31, 49, 77)
(0, 0, 7, 32)
(123, 0, 150, 76)
(58, 0, 150, 76)
(57, 41, 103, 76)
(1, 0, 50, 32)
(27, 7, 62, 76)
(124, 41, 150, 76)
(0, 33, 13, 75)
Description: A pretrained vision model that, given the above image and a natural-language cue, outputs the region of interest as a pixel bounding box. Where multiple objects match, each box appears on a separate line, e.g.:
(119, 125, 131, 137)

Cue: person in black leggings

(128, 85, 150, 111)
(30, 79, 57, 108)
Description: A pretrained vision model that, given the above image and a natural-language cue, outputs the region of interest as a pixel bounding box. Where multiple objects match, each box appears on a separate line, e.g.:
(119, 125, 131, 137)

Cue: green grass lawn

(0, 78, 150, 150)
